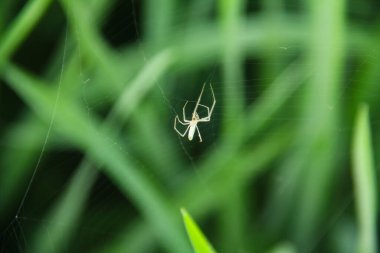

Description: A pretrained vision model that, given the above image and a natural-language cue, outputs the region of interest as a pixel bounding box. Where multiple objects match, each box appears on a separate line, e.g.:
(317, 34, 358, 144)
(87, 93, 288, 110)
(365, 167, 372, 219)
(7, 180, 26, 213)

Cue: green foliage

(352, 105, 378, 253)
(0, 0, 379, 253)
(181, 208, 217, 253)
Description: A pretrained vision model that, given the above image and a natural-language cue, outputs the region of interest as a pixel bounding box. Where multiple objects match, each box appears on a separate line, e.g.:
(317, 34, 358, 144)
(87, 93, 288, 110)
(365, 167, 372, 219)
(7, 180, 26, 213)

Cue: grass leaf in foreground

(352, 104, 378, 253)
(181, 208, 217, 253)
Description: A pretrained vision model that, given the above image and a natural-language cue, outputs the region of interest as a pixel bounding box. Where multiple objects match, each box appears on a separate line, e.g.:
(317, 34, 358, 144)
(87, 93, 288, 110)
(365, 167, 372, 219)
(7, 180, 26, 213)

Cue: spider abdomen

(188, 124, 197, 140)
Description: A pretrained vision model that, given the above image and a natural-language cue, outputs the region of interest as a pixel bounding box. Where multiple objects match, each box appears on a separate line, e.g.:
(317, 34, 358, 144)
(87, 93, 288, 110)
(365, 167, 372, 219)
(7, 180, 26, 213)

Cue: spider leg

(174, 116, 190, 137)
(196, 126, 203, 142)
(182, 101, 190, 122)
(197, 104, 210, 118)
(208, 83, 216, 118)
(192, 83, 206, 115)
(194, 84, 215, 122)
(175, 115, 187, 125)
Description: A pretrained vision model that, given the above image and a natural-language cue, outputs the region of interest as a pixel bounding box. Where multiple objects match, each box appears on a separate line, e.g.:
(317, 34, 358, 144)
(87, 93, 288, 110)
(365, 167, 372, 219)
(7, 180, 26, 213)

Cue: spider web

(1, 1, 380, 253)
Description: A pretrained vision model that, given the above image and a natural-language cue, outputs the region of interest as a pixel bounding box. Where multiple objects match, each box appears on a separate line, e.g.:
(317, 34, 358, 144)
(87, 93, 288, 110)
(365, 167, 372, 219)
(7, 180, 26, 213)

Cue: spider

(174, 83, 215, 142)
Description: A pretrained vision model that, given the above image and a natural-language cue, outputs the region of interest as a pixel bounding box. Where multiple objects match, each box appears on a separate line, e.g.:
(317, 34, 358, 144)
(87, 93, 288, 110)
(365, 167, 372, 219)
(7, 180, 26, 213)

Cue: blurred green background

(0, 0, 379, 252)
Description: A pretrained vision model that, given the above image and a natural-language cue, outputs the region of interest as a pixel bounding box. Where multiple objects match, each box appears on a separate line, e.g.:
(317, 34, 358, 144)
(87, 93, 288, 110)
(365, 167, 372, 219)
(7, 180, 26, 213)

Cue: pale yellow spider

(174, 84, 216, 142)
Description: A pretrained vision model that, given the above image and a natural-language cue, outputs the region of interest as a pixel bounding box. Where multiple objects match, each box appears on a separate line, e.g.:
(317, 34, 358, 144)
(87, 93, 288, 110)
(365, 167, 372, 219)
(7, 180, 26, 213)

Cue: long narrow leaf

(181, 208, 217, 253)
(352, 104, 378, 253)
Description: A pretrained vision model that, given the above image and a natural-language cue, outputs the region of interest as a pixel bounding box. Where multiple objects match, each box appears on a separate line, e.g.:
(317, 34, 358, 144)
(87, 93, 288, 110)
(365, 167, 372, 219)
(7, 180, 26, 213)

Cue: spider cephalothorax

(192, 113, 200, 121)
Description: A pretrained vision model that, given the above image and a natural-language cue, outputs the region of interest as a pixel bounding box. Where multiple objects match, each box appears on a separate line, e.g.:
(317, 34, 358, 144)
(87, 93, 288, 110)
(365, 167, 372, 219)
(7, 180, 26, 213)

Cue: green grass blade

(218, 2, 246, 248)
(352, 104, 378, 253)
(0, 0, 53, 70)
(181, 208, 217, 253)
(219, 0, 245, 140)
(144, 0, 176, 49)
(59, 0, 125, 90)
(292, 0, 346, 245)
